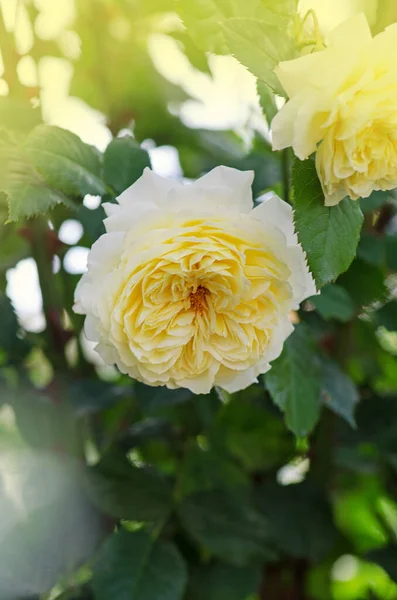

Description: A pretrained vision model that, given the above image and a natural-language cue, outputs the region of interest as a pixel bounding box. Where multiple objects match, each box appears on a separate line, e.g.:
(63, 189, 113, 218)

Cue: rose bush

(2, 1, 397, 599)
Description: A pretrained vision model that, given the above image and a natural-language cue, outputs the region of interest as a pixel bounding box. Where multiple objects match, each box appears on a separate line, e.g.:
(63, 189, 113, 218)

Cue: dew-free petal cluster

(272, 14, 397, 205)
(74, 166, 315, 394)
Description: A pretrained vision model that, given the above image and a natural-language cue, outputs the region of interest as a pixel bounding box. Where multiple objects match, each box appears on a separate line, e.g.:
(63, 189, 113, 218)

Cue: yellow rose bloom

(272, 14, 397, 206)
(74, 166, 315, 394)
(298, 0, 378, 35)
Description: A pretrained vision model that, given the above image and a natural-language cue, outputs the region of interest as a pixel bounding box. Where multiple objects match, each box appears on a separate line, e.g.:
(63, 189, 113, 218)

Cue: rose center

(189, 285, 209, 315)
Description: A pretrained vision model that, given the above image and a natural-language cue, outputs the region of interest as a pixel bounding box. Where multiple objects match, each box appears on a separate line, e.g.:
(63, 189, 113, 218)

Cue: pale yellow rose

(272, 14, 397, 206)
(298, 0, 377, 35)
(74, 166, 315, 394)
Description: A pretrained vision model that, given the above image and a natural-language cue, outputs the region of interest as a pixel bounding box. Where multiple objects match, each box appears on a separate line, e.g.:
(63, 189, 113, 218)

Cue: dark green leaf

(179, 445, 248, 497)
(0, 294, 18, 348)
(122, 418, 174, 449)
(265, 324, 321, 437)
(213, 397, 293, 471)
(357, 234, 385, 267)
(0, 293, 30, 362)
(321, 360, 358, 428)
(25, 125, 105, 197)
(309, 284, 355, 323)
(69, 379, 129, 416)
(292, 159, 363, 288)
(189, 562, 261, 600)
(103, 137, 151, 195)
(375, 301, 397, 331)
(386, 235, 397, 271)
(338, 259, 386, 307)
(366, 546, 397, 583)
(136, 382, 194, 413)
(85, 459, 173, 522)
(255, 481, 338, 561)
(92, 529, 187, 600)
(178, 489, 274, 566)
(360, 191, 389, 213)
(77, 205, 106, 243)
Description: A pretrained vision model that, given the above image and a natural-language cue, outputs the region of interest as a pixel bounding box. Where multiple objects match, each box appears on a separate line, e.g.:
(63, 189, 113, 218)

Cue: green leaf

(265, 324, 321, 437)
(221, 18, 295, 93)
(179, 445, 248, 497)
(92, 529, 187, 600)
(0, 98, 41, 134)
(309, 284, 355, 323)
(176, 0, 297, 60)
(255, 481, 338, 561)
(103, 136, 151, 195)
(5, 151, 72, 222)
(190, 562, 261, 600)
(357, 234, 386, 267)
(256, 80, 278, 124)
(171, 31, 212, 75)
(13, 389, 80, 455)
(292, 159, 364, 288)
(366, 546, 397, 583)
(321, 360, 358, 428)
(338, 259, 386, 307)
(178, 489, 274, 566)
(213, 397, 293, 471)
(386, 235, 397, 271)
(375, 301, 397, 331)
(68, 379, 128, 416)
(77, 204, 106, 243)
(360, 190, 389, 213)
(85, 458, 173, 522)
(25, 125, 106, 197)
(0, 293, 30, 362)
(136, 382, 194, 414)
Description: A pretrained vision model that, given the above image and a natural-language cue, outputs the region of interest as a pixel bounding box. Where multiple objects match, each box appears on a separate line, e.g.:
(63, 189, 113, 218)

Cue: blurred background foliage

(1, 0, 397, 599)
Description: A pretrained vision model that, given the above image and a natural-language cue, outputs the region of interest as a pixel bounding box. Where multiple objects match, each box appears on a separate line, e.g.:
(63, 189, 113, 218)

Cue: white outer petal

(252, 193, 316, 302)
(252, 193, 297, 245)
(118, 167, 182, 208)
(192, 166, 254, 212)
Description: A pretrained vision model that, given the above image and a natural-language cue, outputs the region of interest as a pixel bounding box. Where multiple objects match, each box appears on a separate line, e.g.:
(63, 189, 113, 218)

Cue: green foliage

(321, 359, 358, 428)
(309, 284, 356, 323)
(1, 1, 397, 599)
(255, 480, 338, 561)
(176, 0, 297, 93)
(375, 301, 397, 331)
(178, 489, 274, 565)
(85, 458, 173, 522)
(2, 124, 105, 221)
(220, 19, 295, 94)
(292, 159, 364, 288)
(265, 324, 321, 437)
(189, 562, 261, 600)
(103, 137, 151, 195)
(25, 125, 105, 197)
(92, 530, 187, 600)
